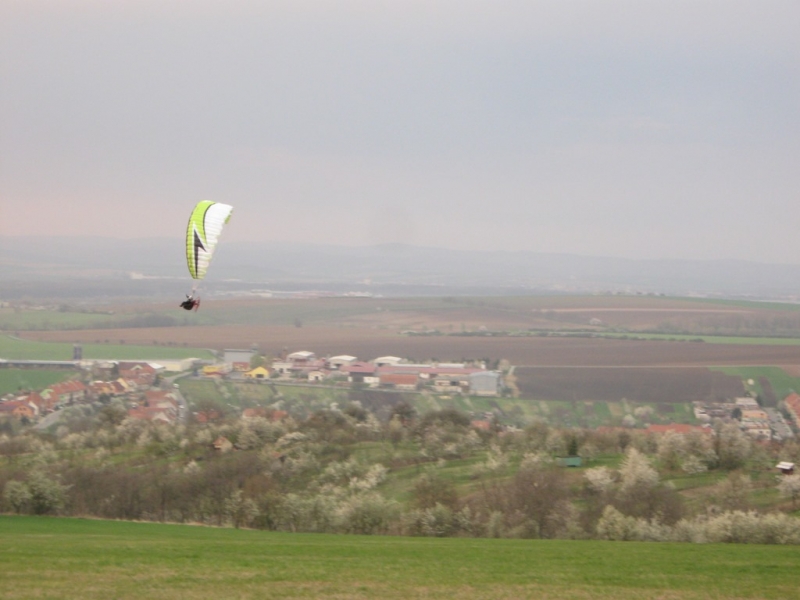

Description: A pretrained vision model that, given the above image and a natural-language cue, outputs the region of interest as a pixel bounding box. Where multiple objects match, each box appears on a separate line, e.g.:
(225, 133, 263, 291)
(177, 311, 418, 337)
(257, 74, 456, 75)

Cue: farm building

(287, 351, 316, 364)
(373, 356, 404, 367)
(379, 373, 418, 391)
(151, 358, 198, 372)
(470, 371, 503, 397)
(341, 362, 377, 383)
(223, 349, 254, 371)
(327, 355, 357, 369)
(433, 375, 468, 393)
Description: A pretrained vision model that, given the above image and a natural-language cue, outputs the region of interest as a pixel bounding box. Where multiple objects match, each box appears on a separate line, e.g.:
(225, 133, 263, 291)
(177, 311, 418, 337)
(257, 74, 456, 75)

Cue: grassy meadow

(2, 516, 800, 600)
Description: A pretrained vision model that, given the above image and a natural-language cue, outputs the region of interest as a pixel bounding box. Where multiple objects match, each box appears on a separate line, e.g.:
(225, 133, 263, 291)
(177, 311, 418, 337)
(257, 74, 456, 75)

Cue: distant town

(2, 347, 799, 442)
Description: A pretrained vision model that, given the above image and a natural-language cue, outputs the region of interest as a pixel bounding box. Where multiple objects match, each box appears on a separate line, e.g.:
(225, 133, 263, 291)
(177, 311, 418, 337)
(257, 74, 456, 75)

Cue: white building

(328, 355, 357, 369)
(287, 351, 316, 364)
(373, 356, 404, 367)
(470, 371, 503, 397)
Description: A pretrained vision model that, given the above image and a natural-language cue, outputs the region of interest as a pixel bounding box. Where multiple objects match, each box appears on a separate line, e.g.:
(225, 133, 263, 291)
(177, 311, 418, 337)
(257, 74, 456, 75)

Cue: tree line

(2, 399, 800, 544)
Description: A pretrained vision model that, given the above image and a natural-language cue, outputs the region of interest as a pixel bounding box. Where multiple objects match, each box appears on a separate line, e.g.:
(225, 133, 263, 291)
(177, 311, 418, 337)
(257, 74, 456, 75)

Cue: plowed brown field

(515, 367, 745, 403)
(21, 325, 800, 367)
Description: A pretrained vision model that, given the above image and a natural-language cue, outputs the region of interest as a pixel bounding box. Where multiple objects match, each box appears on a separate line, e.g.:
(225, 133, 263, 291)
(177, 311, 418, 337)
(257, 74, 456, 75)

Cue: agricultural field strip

(544, 308, 751, 313)
(22, 327, 800, 366)
(3, 516, 800, 600)
(0, 334, 215, 361)
(514, 365, 747, 368)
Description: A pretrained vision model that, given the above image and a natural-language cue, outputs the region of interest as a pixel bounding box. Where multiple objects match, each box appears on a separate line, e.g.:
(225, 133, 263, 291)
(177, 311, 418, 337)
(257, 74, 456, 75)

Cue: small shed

(557, 456, 583, 468)
(776, 461, 795, 475)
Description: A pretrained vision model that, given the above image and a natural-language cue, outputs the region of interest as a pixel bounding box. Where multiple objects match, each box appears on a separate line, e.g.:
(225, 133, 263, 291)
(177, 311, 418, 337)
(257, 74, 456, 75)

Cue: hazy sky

(2, 1, 798, 262)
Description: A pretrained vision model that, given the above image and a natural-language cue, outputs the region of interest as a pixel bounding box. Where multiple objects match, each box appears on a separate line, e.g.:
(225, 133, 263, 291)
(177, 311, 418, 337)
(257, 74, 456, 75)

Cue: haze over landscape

(5, 235, 800, 301)
(3, 4, 800, 598)
(2, 1, 799, 265)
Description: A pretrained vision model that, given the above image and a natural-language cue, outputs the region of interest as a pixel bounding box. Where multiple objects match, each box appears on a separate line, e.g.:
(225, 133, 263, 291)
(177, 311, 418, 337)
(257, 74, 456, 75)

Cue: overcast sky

(2, 1, 798, 263)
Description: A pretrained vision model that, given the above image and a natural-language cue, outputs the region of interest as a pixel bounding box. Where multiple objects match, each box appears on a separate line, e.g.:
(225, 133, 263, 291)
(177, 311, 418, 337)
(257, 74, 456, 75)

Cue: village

(208, 349, 505, 395)
(0, 348, 504, 428)
(1, 347, 799, 447)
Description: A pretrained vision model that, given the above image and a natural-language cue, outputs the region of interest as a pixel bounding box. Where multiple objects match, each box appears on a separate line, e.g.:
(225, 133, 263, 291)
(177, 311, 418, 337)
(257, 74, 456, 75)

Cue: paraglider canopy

(186, 200, 233, 280)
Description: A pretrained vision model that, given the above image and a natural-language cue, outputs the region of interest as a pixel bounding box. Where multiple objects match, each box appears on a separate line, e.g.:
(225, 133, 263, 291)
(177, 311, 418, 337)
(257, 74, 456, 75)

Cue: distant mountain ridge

(1, 235, 800, 300)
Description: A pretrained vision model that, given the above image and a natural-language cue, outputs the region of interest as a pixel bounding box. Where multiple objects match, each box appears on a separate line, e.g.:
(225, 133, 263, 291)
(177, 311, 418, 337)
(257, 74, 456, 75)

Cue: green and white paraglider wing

(186, 201, 233, 280)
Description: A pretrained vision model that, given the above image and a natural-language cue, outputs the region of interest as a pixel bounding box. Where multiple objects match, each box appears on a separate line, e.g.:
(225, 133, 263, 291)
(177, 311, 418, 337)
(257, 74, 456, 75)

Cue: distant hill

(2, 235, 800, 301)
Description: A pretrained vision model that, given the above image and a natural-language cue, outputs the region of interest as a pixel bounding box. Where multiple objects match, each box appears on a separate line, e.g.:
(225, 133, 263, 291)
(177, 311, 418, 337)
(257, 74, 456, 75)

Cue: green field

(591, 332, 800, 345)
(0, 369, 76, 395)
(1, 516, 798, 600)
(7, 294, 800, 338)
(711, 366, 800, 401)
(0, 308, 119, 331)
(0, 335, 214, 361)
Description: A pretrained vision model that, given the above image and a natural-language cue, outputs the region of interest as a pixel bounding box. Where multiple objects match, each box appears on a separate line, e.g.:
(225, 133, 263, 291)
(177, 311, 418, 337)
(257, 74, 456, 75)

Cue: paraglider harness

(180, 294, 200, 311)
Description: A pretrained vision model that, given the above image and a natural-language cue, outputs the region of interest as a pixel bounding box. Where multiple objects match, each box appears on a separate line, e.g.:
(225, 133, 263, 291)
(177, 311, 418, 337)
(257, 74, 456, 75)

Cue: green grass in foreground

(2, 516, 800, 600)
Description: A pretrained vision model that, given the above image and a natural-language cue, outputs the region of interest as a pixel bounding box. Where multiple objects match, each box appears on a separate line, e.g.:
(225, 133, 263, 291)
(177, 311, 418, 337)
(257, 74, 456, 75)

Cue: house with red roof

(127, 405, 174, 424)
(0, 400, 36, 420)
(379, 373, 418, 391)
(88, 380, 120, 398)
(111, 380, 130, 395)
(784, 392, 800, 425)
(341, 362, 378, 384)
(21, 392, 50, 414)
(143, 390, 179, 410)
(118, 362, 158, 388)
(42, 380, 87, 407)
